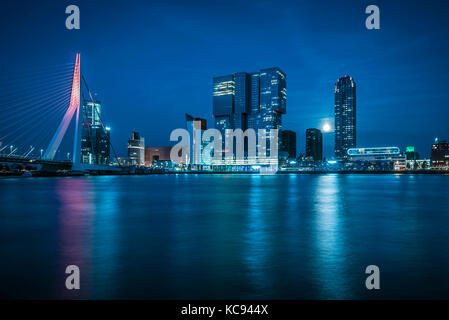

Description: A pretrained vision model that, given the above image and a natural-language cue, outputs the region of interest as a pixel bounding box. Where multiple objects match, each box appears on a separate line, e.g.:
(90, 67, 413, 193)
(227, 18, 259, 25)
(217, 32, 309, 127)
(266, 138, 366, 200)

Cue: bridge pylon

(44, 53, 81, 161)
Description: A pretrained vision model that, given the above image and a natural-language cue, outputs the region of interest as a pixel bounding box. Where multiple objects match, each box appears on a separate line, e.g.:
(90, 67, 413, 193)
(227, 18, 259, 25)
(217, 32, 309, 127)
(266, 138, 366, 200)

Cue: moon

(322, 123, 331, 132)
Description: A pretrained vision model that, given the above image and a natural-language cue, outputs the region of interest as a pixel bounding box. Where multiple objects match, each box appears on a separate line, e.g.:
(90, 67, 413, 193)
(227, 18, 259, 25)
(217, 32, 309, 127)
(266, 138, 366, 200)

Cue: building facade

(306, 128, 323, 161)
(128, 132, 145, 166)
(347, 147, 406, 170)
(257, 68, 287, 131)
(145, 146, 174, 169)
(186, 114, 207, 166)
(431, 140, 449, 168)
(281, 130, 296, 159)
(405, 146, 420, 160)
(335, 75, 356, 160)
(145, 147, 172, 165)
(80, 100, 110, 165)
(213, 74, 234, 145)
(212, 67, 286, 163)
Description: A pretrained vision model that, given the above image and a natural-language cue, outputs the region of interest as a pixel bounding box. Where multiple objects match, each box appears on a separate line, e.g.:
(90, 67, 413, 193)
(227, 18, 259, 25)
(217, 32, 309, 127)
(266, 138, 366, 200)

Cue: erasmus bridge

(0, 54, 121, 174)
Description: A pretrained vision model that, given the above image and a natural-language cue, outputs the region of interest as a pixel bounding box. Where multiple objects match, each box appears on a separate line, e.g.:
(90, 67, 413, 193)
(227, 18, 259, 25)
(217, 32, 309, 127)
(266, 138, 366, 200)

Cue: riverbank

(1, 169, 449, 178)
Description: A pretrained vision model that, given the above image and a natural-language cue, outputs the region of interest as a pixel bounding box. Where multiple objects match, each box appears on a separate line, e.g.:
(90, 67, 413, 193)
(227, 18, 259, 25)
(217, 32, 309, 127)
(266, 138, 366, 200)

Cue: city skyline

(2, 1, 449, 304)
(1, 0, 449, 159)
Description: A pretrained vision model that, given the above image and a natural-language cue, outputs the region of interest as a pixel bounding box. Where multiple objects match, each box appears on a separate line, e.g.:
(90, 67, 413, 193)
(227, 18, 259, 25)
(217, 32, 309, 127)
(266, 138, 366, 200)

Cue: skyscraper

(213, 67, 286, 159)
(233, 72, 251, 131)
(281, 130, 296, 159)
(257, 68, 287, 131)
(213, 75, 234, 143)
(306, 128, 323, 161)
(247, 73, 261, 130)
(431, 139, 449, 167)
(334, 75, 356, 159)
(128, 131, 145, 166)
(80, 100, 110, 164)
(96, 127, 110, 164)
(186, 114, 207, 166)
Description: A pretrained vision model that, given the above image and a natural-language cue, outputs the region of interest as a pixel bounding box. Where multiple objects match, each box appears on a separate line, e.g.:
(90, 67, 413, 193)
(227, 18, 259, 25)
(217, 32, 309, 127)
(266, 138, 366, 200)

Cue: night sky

(1, 0, 449, 158)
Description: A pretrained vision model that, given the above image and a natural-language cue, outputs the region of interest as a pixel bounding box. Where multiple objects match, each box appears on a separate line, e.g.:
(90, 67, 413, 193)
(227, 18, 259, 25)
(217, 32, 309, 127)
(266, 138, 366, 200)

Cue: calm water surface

(1, 174, 449, 299)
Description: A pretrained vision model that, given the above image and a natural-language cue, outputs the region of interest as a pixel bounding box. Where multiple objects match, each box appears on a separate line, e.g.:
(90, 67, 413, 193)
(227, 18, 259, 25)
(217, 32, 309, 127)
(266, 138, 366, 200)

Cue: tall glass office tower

(281, 130, 296, 159)
(213, 75, 234, 148)
(334, 75, 356, 159)
(80, 100, 110, 164)
(258, 68, 287, 131)
(212, 67, 286, 159)
(306, 128, 322, 161)
(185, 114, 207, 166)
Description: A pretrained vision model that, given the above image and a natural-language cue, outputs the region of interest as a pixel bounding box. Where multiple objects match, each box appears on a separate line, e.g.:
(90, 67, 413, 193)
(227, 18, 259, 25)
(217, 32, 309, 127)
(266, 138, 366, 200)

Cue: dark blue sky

(1, 0, 449, 158)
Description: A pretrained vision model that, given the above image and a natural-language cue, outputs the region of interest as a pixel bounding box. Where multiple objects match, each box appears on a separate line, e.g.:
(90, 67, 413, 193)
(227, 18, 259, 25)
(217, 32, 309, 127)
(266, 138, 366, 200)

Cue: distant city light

(322, 123, 331, 133)
(327, 160, 337, 164)
(251, 165, 261, 170)
(105, 126, 111, 131)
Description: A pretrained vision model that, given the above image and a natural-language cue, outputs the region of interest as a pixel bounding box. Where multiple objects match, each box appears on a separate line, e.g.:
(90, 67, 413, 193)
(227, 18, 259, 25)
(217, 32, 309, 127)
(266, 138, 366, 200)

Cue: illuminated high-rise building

(80, 100, 110, 164)
(334, 75, 356, 159)
(257, 68, 286, 131)
(281, 130, 296, 159)
(186, 114, 207, 166)
(431, 139, 449, 167)
(213, 75, 234, 145)
(128, 131, 145, 166)
(306, 128, 322, 161)
(212, 67, 286, 160)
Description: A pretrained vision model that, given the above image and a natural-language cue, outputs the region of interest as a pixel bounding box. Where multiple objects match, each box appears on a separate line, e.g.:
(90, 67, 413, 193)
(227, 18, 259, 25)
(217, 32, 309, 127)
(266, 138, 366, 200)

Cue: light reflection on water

(312, 175, 349, 298)
(244, 175, 271, 297)
(56, 178, 94, 298)
(1, 174, 449, 299)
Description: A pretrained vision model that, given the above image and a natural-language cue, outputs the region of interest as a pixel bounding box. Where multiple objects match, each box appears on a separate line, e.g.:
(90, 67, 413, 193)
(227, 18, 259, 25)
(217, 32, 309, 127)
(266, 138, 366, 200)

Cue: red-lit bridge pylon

(43, 53, 81, 163)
